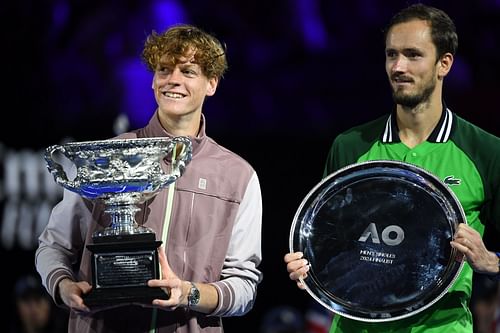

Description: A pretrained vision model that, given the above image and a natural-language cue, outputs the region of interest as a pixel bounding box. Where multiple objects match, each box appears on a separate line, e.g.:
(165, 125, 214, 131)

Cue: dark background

(1, 0, 499, 332)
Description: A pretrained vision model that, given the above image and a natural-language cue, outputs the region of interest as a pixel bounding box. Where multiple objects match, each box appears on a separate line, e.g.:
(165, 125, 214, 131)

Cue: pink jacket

(35, 113, 263, 333)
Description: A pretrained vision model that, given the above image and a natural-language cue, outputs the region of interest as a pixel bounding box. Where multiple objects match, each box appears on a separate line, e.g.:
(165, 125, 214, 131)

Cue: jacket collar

(381, 103, 455, 143)
(139, 110, 207, 156)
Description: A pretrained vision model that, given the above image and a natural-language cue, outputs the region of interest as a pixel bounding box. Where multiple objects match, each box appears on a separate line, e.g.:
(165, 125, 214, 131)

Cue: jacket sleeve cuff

(207, 281, 234, 316)
(47, 270, 75, 306)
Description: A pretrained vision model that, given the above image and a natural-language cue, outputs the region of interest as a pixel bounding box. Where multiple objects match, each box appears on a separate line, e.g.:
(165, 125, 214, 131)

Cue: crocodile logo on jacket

(443, 175, 461, 186)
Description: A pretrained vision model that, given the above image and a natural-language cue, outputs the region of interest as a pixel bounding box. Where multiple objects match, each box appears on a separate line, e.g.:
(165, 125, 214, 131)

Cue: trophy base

(85, 232, 168, 307)
(83, 285, 169, 306)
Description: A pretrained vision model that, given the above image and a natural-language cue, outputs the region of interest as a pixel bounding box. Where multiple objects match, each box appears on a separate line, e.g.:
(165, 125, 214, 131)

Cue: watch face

(188, 283, 200, 307)
(290, 160, 466, 322)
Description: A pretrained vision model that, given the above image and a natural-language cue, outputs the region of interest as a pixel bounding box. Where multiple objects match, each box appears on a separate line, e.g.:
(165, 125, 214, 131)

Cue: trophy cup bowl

(44, 136, 192, 306)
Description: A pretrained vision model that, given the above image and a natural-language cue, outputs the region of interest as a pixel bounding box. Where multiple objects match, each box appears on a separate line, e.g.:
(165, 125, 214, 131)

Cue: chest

(357, 141, 485, 215)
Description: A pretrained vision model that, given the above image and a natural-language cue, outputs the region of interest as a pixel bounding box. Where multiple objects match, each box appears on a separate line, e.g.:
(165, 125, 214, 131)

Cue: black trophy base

(83, 286, 169, 306)
(85, 232, 169, 307)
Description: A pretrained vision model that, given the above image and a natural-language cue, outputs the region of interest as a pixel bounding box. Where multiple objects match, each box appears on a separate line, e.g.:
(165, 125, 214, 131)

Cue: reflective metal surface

(45, 136, 192, 236)
(44, 137, 191, 305)
(290, 160, 465, 322)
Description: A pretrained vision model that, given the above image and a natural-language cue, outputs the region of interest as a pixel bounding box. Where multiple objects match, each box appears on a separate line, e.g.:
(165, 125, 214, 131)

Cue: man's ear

(438, 53, 453, 79)
(206, 77, 218, 96)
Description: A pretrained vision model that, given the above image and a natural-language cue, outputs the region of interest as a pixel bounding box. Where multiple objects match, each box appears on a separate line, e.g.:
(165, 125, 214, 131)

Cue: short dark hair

(384, 4, 458, 59)
(13, 275, 48, 301)
(141, 24, 228, 79)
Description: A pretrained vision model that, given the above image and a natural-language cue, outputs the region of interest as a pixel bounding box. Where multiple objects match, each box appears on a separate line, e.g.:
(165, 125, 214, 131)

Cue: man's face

(385, 19, 440, 108)
(152, 49, 218, 119)
(17, 297, 51, 329)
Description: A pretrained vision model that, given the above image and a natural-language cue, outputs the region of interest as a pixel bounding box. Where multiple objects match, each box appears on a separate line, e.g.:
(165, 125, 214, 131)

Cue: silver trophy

(45, 136, 192, 306)
(290, 160, 465, 322)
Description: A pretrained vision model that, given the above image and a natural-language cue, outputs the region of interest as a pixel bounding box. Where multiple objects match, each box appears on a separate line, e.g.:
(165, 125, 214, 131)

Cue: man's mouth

(162, 91, 186, 99)
(393, 76, 413, 84)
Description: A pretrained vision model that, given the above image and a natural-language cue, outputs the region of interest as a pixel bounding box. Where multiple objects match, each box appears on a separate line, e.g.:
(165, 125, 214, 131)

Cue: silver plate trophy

(45, 136, 192, 306)
(290, 160, 466, 322)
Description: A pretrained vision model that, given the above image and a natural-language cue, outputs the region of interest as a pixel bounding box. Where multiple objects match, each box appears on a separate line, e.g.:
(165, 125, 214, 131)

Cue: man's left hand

(146, 247, 189, 310)
(450, 223, 499, 275)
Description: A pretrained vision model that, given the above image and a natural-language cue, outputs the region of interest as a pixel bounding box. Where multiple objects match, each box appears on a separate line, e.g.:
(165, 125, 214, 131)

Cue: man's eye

(407, 52, 421, 59)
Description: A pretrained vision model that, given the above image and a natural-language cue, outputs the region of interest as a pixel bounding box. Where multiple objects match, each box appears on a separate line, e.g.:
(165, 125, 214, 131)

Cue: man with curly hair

(36, 24, 263, 333)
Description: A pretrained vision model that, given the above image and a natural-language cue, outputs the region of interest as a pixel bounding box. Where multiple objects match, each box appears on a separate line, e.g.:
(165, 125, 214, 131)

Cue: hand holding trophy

(44, 136, 192, 306)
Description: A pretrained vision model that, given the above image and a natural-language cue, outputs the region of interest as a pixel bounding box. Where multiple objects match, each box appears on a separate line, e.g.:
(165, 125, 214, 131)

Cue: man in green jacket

(285, 3, 500, 332)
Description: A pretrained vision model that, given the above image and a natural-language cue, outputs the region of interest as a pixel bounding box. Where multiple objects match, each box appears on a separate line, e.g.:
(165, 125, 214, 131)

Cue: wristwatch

(187, 282, 200, 309)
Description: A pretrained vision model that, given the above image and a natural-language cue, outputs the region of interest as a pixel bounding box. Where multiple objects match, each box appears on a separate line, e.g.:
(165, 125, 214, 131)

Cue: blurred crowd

(2, 1, 500, 332)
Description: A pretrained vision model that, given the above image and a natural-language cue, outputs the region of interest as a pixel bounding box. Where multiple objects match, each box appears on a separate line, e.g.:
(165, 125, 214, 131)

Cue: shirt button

(411, 152, 417, 157)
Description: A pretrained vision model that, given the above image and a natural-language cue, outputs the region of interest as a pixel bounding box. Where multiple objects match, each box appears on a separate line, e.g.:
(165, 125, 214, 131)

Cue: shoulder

(330, 115, 387, 153)
(452, 116, 500, 154)
(451, 115, 500, 183)
(202, 136, 256, 176)
(324, 115, 388, 174)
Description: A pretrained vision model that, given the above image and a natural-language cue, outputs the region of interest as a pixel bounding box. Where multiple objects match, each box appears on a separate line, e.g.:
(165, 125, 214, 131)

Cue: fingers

(450, 239, 467, 261)
(78, 281, 93, 294)
(453, 223, 479, 243)
(69, 295, 90, 312)
(148, 279, 181, 310)
(61, 281, 92, 312)
(157, 246, 171, 279)
(451, 223, 497, 274)
(284, 251, 303, 264)
(152, 286, 181, 309)
(149, 247, 179, 289)
(148, 248, 183, 310)
(297, 279, 307, 290)
(289, 261, 310, 281)
(285, 252, 310, 284)
(451, 223, 482, 254)
(450, 224, 474, 264)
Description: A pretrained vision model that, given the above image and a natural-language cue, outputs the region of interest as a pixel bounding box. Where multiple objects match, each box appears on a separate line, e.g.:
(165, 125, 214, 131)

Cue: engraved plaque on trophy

(44, 136, 192, 306)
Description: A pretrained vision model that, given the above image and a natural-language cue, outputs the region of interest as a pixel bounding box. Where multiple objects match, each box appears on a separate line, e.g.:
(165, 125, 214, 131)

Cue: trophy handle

(158, 136, 192, 188)
(44, 144, 79, 191)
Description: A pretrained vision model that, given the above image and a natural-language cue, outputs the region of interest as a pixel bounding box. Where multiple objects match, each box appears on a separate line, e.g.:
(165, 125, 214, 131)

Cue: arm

(35, 188, 92, 308)
(147, 248, 219, 313)
(209, 172, 263, 316)
(148, 172, 263, 316)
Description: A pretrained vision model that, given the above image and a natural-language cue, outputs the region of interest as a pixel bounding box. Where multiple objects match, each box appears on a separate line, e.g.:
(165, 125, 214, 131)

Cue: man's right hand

(58, 278, 92, 312)
(284, 252, 310, 290)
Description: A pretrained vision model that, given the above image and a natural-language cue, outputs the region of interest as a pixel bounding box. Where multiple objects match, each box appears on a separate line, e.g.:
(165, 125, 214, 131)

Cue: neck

(396, 93, 442, 148)
(158, 112, 201, 137)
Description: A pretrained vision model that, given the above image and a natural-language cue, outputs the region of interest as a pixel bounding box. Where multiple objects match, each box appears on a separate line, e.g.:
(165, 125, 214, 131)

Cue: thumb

(158, 246, 172, 279)
(77, 281, 93, 294)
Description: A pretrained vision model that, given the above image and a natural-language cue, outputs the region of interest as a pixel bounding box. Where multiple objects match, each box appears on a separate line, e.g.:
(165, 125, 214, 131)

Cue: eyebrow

(385, 47, 423, 53)
(157, 60, 200, 69)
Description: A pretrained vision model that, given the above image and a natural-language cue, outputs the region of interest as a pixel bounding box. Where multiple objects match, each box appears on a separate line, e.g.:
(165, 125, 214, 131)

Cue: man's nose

(167, 68, 183, 83)
(391, 56, 408, 73)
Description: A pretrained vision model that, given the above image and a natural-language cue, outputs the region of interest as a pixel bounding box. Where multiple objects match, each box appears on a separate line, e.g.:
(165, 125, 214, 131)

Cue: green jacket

(324, 108, 500, 333)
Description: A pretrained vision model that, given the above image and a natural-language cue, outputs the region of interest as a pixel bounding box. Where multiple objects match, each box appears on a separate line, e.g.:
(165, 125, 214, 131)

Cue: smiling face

(152, 48, 218, 121)
(142, 25, 227, 134)
(385, 19, 444, 109)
